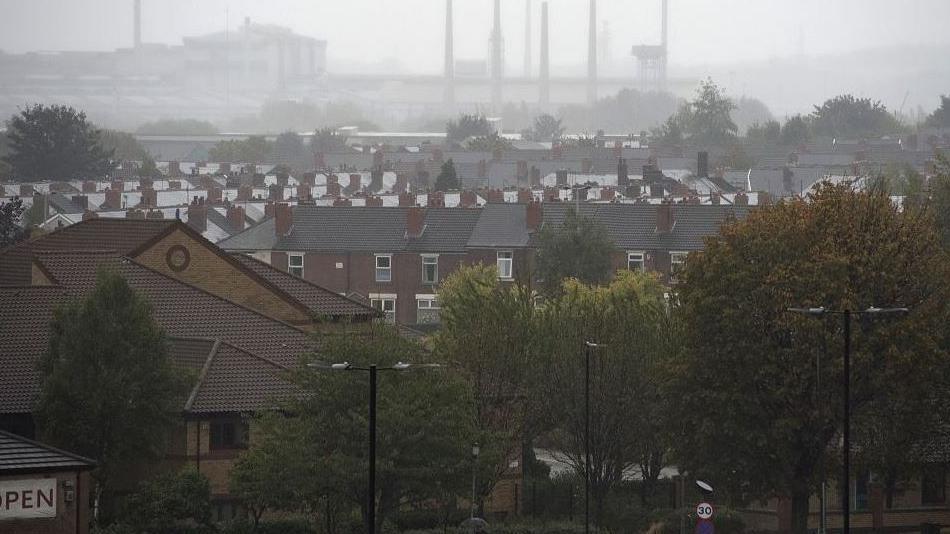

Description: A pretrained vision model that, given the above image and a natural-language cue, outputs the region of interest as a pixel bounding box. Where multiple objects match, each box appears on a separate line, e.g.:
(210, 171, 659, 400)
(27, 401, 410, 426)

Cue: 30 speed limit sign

(696, 502, 714, 520)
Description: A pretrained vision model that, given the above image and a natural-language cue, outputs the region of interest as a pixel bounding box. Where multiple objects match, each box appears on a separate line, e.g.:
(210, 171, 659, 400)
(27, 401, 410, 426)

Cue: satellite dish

(696, 480, 714, 493)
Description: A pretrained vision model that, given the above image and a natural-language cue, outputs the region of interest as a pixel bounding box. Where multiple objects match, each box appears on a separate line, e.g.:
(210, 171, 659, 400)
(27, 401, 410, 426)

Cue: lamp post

(308, 360, 440, 534)
(471, 442, 480, 529)
(786, 306, 908, 534)
(583, 340, 606, 534)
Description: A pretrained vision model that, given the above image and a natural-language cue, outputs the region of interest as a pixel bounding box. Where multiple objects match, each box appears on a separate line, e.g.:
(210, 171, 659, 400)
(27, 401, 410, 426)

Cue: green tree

(274, 131, 307, 170)
(810, 94, 903, 138)
(733, 96, 775, 133)
(136, 156, 162, 180)
(526, 114, 565, 142)
(651, 115, 684, 147)
(435, 265, 537, 507)
(466, 132, 513, 152)
(669, 184, 950, 534)
(925, 95, 950, 128)
(781, 114, 811, 146)
(3, 104, 114, 181)
(677, 79, 738, 145)
(310, 127, 348, 155)
(99, 129, 151, 161)
(534, 271, 676, 520)
(535, 207, 615, 295)
(135, 118, 217, 136)
(35, 269, 188, 520)
(209, 136, 272, 163)
(446, 114, 493, 143)
(252, 326, 474, 533)
(746, 120, 781, 144)
(0, 196, 27, 248)
(120, 468, 213, 534)
(931, 152, 950, 248)
(433, 158, 459, 192)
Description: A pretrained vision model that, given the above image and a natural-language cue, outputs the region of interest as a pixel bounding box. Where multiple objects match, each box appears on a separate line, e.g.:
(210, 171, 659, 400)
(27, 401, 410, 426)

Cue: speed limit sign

(696, 502, 714, 520)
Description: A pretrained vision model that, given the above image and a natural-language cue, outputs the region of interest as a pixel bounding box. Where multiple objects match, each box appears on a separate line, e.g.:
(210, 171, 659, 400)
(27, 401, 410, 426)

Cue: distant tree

(716, 143, 755, 170)
(810, 94, 903, 138)
(669, 184, 950, 534)
(253, 99, 322, 133)
(535, 207, 615, 295)
(732, 96, 775, 133)
(650, 115, 684, 147)
(135, 156, 162, 180)
(558, 89, 681, 134)
(35, 269, 187, 520)
(746, 120, 781, 143)
(433, 158, 459, 191)
(310, 127, 348, 155)
(924, 95, 950, 128)
(274, 131, 306, 169)
(99, 129, 151, 162)
(677, 79, 738, 145)
(446, 114, 493, 143)
(466, 132, 513, 152)
(931, 152, 950, 249)
(135, 118, 217, 136)
(120, 468, 213, 534)
(0, 196, 26, 248)
(781, 114, 811, 146)
(526, 114, 565, 142)
(3, 104, 114, 181)
(209, 136, 272, 163)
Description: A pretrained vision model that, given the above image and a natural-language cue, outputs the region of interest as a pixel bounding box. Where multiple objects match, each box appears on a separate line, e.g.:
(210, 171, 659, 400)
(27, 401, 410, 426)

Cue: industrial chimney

(444, 0, 455, 107)
(587, 0, 597, 105)
(539, 2, 549, 108)
(660, 0, 669, 89)
(491, 0, 503, 113)
(133, 0, 142, 48)
(524, 0, 531, 77)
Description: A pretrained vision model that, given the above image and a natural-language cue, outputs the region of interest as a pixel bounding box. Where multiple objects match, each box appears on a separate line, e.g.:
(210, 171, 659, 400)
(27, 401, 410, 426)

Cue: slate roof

(217, 217, 278, 251)
(541, 203, 750, 251)
(230, 253, 379, 318)
(408, 208, 482, 253)
(0, 430, 95, 473)
(184, 341, 297, 414)
(467, 203, 531, 248)
(277, 206, 408, 252)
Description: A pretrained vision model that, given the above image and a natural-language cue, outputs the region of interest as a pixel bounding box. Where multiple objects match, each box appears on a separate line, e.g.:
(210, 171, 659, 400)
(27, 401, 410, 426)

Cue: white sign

(0, 479, 57, 520)
(696, 502, 714, 520)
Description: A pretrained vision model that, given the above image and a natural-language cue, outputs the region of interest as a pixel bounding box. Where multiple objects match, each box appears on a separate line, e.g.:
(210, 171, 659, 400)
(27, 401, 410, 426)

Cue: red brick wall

(0, 471, 92, 534)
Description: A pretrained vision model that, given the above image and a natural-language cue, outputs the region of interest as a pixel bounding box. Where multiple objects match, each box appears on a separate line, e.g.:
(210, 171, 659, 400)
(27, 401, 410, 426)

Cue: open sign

(0, 479, 57, 520)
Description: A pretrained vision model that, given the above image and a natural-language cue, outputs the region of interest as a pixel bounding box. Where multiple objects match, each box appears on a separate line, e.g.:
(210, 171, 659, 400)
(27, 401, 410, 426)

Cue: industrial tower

(631, 0, 668, 92)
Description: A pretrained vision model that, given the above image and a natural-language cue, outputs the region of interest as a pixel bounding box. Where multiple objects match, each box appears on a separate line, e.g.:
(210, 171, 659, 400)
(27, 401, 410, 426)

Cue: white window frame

(497, 250, 514, 280)
(627, 251, 645, 272)
(421, 254, 439, 284)
(415, 294, 441, 309)
(369, 293, 397, 324)
(288, 253, 304, 277)
(375, 254, 392, 282)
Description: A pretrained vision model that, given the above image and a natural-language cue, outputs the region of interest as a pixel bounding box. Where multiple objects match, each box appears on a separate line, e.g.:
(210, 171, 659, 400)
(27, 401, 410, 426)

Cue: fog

(2, 0, 950, 128)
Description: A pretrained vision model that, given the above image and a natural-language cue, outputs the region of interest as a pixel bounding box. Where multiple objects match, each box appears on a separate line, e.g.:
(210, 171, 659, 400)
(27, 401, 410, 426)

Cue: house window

(922, 465, 947, 505)
(370, 296, 396, 324)
(670, 251, 688, 281)
(209, 419, 248, 451)
(375, 254, 392, 282)
(416, 295, 441, 324)
(422, 255, 439, 284)
(288, 253, 304, 277)
(497, 251, 513, 280)
(627, 251, 645, 271)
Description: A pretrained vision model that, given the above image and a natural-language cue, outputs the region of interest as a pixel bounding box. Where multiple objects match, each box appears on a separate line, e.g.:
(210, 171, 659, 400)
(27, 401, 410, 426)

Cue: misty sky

(3, 0, 950, 73)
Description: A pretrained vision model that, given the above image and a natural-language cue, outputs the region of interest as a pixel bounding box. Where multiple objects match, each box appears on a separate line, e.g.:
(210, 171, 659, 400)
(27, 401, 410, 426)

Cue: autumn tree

(668, 184, 950, 534)
(3, 104, 114, 181)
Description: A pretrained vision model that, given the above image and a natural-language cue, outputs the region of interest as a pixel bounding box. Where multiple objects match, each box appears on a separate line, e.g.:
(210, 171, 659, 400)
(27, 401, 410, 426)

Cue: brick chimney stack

(617, 158, 629, 187)
(460, 190, 477, 208)
(526, 200, 542, 232)
(348, 173, 362, 192)
(398, 191, 415, 207)
(697, 151, 709, 178)
(187, 196, 208, 232)
(656, 200, 674, 234)
(274, 203, 293, 236)
(406, 206, 425, 237)
(227, 205, 245, 232)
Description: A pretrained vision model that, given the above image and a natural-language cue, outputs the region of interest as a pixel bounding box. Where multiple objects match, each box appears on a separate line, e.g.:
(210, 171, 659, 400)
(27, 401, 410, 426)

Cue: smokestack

(524, 0, 531, 77)
(660, 0, 669, 89)
(444, 0, 455, 107)
(133, 0, 141, 48)
(491, 0, 503, 113)
(539, 2, 549, 108)
(587, 0, 597, 105)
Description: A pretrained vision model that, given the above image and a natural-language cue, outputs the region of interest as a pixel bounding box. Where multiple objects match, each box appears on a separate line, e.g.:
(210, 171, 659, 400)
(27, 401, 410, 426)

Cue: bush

(649, 507, 745, 534)
(219, 517, 316, 534)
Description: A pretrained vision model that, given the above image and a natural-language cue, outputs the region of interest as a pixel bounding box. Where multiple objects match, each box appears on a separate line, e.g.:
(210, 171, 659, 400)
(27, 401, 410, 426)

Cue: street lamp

(308, 360, 441, 534)
(786, 306, 908, 534)
(583, 340, 606, 534)
(471, 443, 480, 526)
